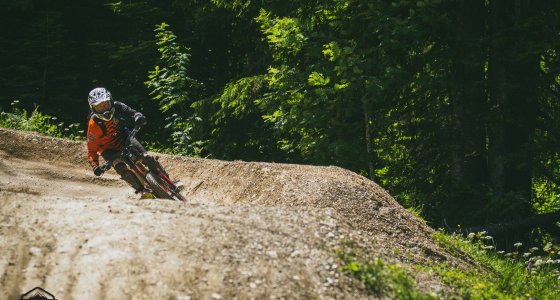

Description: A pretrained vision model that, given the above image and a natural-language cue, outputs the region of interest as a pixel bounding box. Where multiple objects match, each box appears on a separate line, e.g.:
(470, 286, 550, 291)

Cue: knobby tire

(145, 172, 174, 200)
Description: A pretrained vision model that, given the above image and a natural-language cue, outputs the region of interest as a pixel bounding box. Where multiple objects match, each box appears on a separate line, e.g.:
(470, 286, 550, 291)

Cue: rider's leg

(128, 137, 182, 191)
(101, 149, 147, 194)
(113, 162, 145, 193)
(129, 137, 167, 175)
(142, 153, 166, 173)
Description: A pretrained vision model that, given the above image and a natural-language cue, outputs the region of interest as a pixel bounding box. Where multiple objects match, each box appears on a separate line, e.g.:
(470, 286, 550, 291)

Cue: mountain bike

(98, 127, 186, 201)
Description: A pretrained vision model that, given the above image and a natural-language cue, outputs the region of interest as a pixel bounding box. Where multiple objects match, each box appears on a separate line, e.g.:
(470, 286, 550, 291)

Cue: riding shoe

(140, 192, 155, 199)
(174, 180, 185, 191)
(134, 187, 155, 199)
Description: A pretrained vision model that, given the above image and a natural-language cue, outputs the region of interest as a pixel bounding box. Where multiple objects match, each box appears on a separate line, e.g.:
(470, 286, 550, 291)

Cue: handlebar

(99, 161, 112, 172)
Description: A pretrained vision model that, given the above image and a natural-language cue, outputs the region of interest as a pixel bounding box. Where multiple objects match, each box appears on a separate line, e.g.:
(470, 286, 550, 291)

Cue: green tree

(145, 22, 202, 155)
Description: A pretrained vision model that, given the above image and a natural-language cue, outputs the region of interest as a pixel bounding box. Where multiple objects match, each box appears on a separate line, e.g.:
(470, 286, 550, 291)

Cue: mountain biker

(86, 87, 173, 196)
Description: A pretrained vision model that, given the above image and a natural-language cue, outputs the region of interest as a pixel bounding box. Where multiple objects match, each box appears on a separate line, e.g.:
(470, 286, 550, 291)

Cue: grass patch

(338, 233, 559, 299)
(407, 204, 428, 224)
(0, 100, 83, 140)
(432, 231, 560, 299)
(337, 242, 438, 299)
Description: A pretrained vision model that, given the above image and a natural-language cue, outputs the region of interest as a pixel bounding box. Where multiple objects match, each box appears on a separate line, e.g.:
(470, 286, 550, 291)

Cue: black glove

(134, 114, 146, 128)
(93, 166, 103, 176)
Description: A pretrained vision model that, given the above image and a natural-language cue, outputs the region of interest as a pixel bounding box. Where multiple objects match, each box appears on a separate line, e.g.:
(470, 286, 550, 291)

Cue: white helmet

(88, 87, 115, 121)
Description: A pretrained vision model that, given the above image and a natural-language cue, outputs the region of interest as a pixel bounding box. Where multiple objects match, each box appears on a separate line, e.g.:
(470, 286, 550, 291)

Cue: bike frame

(100, 127, 184, 200)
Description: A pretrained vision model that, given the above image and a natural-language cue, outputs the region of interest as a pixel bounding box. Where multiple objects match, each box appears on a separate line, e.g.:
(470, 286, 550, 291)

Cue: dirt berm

(0, 128, 471, 299)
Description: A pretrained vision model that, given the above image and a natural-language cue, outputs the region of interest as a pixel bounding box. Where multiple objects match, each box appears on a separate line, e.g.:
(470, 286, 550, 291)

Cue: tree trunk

(42, 3, 50, 103)
(488, 0, 507, 199)
(450, 0, 487, 188)
(363, 97, 374, 181)
(488, 0, 539, 221)
(448, 0, 488, 223)
(503, 0, 538, 203)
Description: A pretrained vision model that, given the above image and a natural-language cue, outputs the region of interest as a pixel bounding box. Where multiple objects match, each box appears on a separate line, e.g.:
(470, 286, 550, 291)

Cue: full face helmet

(88, 87, 115, 121)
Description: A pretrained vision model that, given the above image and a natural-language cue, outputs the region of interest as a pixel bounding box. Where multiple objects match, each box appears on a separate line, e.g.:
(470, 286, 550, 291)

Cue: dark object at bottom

(20, 287, 57, 300)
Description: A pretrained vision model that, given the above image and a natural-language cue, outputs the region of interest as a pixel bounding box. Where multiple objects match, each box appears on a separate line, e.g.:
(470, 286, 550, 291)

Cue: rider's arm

(86, 118, 102, 168)
(114, 101, 143, 120)
(114, 101, 146, 128)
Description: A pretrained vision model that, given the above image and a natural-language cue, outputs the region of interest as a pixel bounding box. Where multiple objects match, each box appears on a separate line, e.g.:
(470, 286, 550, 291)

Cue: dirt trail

(0, 129, 466, 299)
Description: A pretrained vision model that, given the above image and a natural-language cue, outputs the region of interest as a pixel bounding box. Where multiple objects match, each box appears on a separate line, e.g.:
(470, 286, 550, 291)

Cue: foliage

(337, 242, 438, 299)
(145, 22, 202, 156)
(255, 9, 306, 60)
(146, 22, 201, 113)
(0, 101, 83, 140)
(432, 230, 560, 299)
(165, 113, 204, 156)
(197, 75, 286, 161)
(205, 0, 560, 230)
(3, 0, 560, 236)
(3, 2, 560, 295)
(533, 178, 560, 214)
(407, 204, 428, 224)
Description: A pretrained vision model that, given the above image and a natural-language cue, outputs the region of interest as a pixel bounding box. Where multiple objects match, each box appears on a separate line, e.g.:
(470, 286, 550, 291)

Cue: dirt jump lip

(0, 128, 462, 299)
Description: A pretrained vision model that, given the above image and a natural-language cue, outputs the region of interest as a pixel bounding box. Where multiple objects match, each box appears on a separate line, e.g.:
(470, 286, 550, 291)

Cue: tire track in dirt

(0, 227, 31, 300)
(0, 128, 471, 299)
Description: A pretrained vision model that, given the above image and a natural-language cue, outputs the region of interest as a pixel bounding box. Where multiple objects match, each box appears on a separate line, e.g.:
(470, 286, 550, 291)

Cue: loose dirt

(0, 128, 469, 299)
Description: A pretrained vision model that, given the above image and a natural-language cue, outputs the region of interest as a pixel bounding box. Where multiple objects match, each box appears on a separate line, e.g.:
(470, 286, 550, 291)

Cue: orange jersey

(86, 101, 140, 167)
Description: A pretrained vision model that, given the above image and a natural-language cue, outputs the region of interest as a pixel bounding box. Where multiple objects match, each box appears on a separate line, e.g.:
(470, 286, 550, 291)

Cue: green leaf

(308, 71, 330, 86)
(350, 261, 361, 272)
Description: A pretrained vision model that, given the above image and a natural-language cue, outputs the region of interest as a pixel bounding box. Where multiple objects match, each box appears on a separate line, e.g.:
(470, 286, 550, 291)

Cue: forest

(2, 0, 560, 244)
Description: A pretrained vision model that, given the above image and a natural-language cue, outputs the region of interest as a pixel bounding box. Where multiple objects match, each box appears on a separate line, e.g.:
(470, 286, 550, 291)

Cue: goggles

(94, 100, 111, 113)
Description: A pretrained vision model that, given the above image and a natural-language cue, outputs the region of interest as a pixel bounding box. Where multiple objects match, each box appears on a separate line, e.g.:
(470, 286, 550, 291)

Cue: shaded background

(1, 0, 560, 242)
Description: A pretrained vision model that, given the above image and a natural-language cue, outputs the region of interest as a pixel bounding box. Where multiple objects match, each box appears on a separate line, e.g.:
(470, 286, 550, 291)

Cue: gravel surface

(0, 129, 469, 299)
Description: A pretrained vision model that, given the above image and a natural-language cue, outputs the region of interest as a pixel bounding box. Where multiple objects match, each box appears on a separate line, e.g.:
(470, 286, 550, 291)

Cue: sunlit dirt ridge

(0, 128, 468, 299)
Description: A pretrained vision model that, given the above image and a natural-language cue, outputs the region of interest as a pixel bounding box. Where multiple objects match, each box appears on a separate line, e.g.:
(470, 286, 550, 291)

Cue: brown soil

(0, 128, 470, 299)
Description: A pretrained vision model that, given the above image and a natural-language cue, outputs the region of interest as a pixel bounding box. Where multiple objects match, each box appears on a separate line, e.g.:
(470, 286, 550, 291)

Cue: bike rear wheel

(145, 172, 174, 200)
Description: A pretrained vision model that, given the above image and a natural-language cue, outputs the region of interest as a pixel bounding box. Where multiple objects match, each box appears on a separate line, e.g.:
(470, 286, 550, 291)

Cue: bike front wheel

(145, 171, 174, 200)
